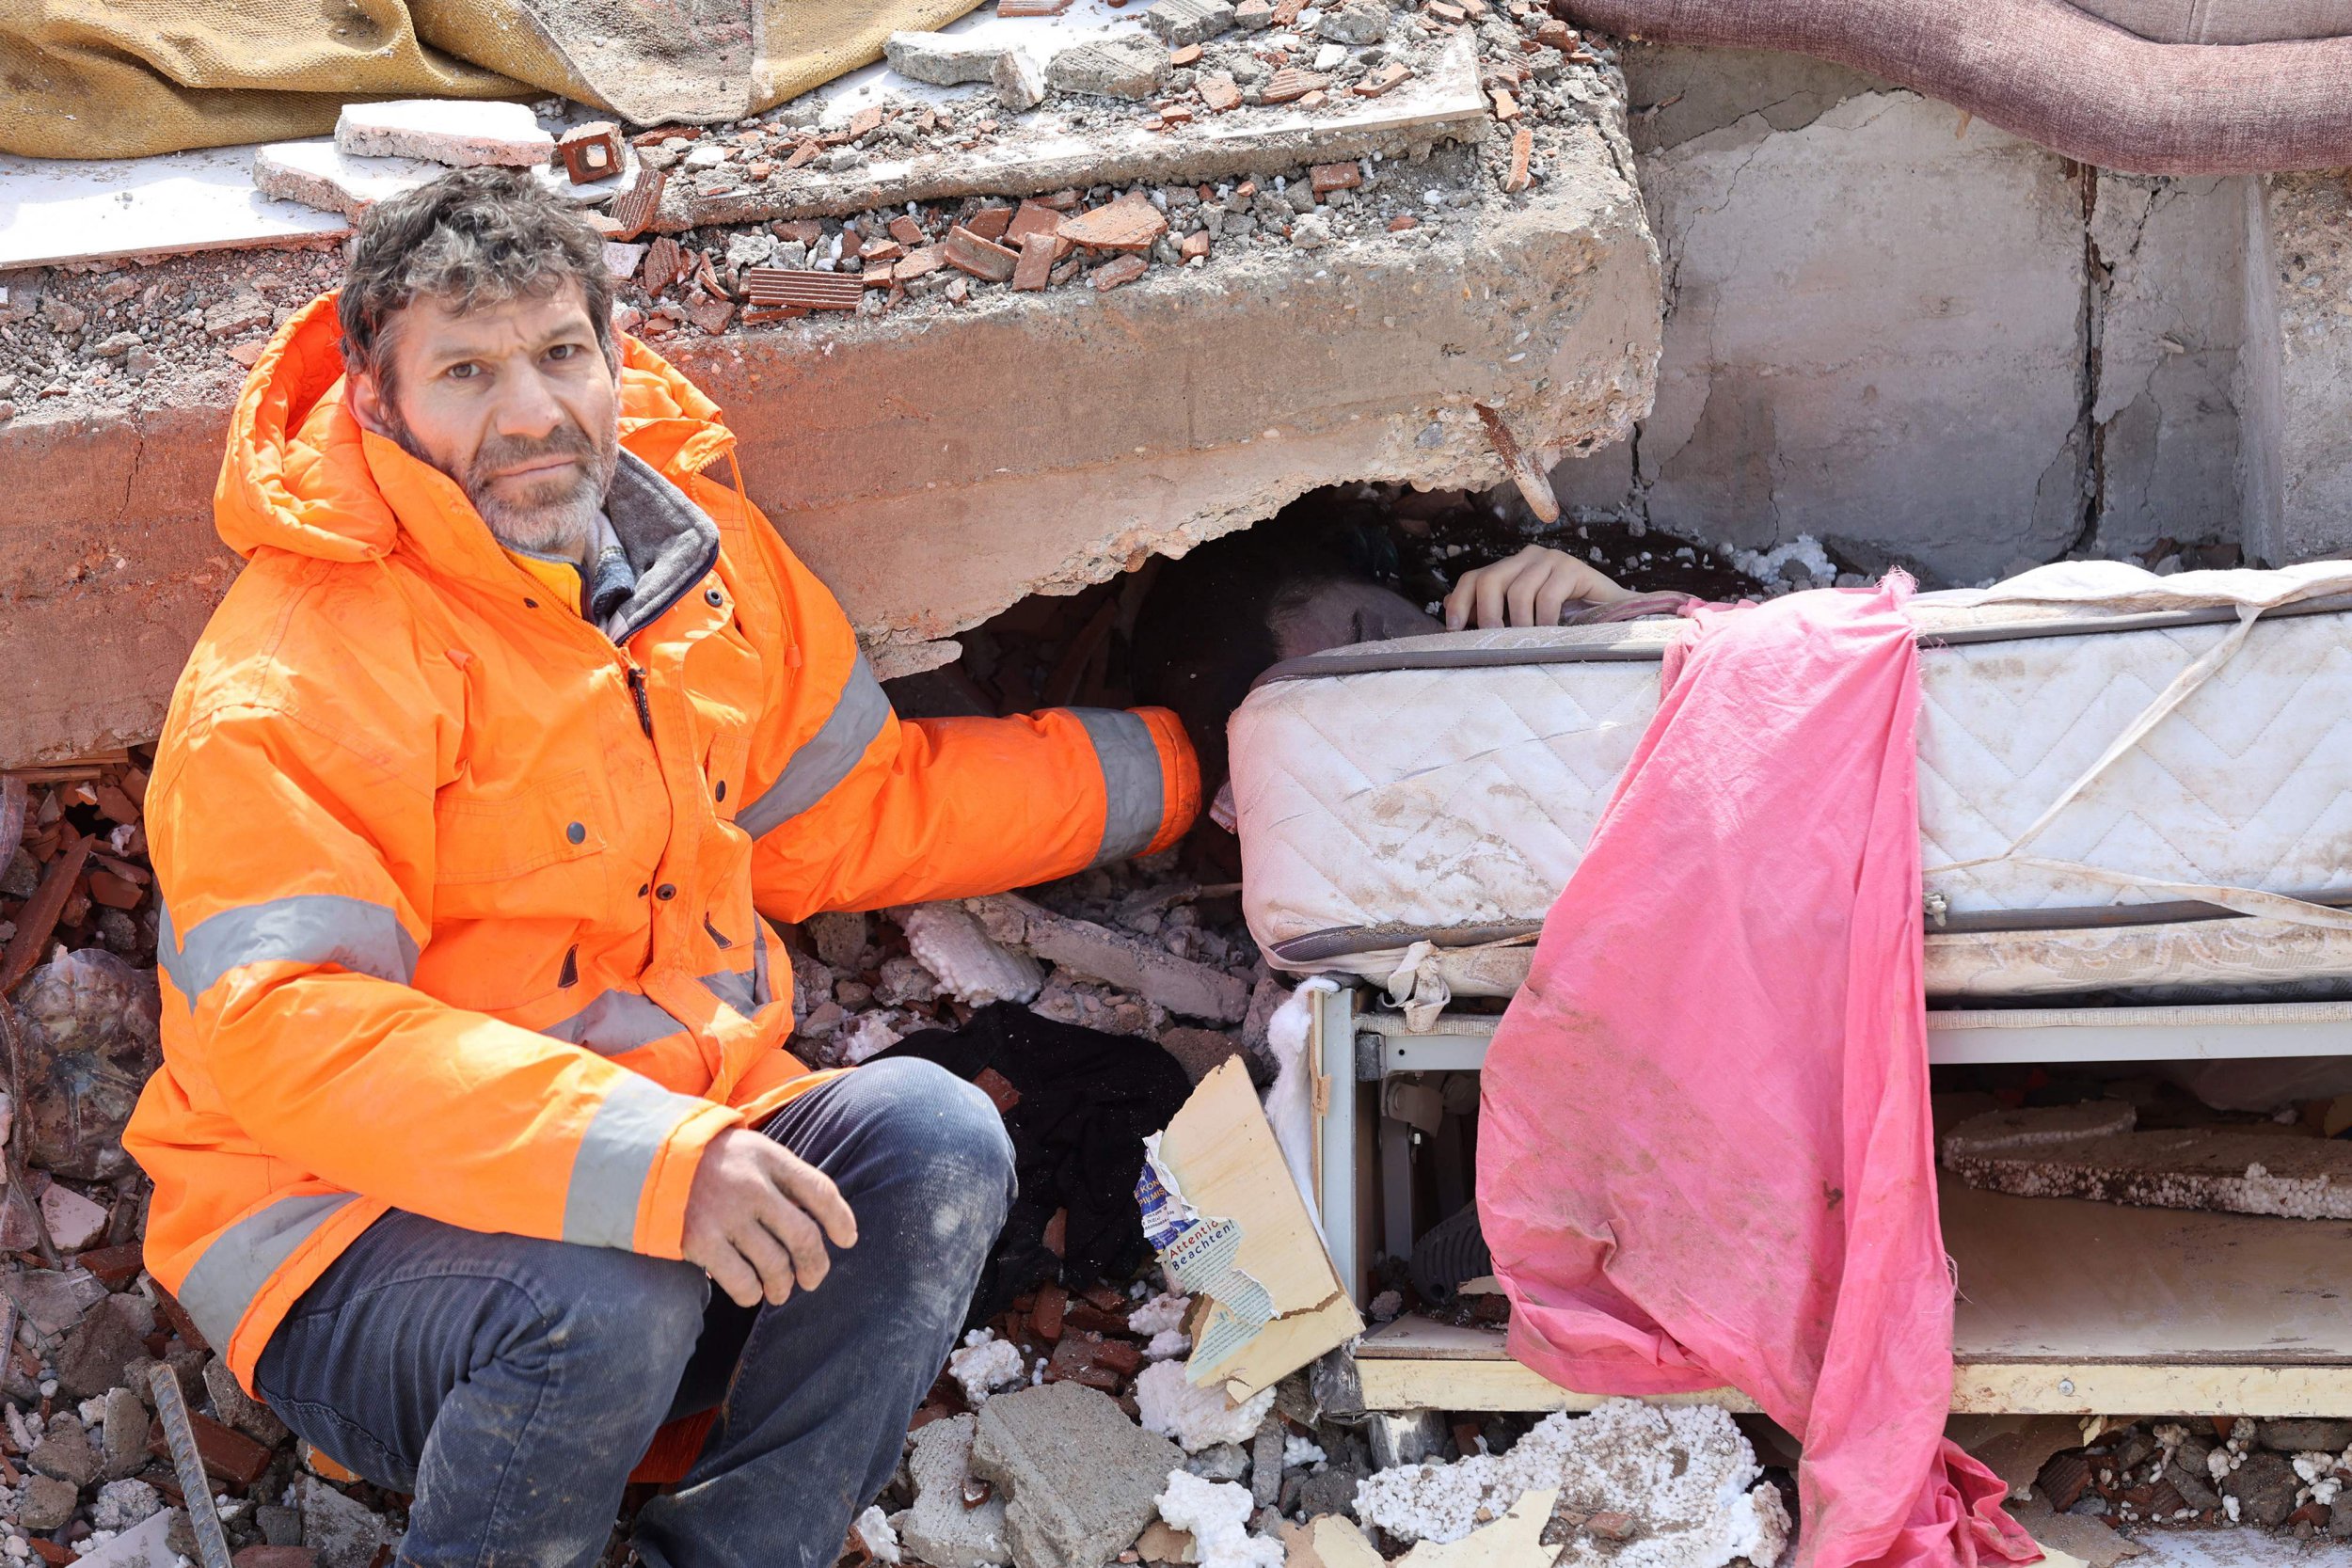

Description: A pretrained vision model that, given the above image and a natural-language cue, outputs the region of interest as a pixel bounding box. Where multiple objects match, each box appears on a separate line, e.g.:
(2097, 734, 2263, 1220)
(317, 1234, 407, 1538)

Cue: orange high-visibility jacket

(127, 294, 1199, 1391)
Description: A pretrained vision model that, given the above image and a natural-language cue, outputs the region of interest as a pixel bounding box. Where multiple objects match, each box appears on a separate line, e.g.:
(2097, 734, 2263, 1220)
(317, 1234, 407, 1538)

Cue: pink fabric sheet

(1476, 580, 2039, 1568)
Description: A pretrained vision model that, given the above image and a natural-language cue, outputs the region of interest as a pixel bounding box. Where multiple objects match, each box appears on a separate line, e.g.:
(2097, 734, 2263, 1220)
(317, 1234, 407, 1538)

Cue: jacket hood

(213, 292, 739, 564)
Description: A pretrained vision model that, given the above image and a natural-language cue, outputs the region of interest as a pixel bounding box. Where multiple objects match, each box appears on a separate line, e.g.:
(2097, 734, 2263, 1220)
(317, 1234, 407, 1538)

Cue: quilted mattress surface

(1231, 587, 2352, 985)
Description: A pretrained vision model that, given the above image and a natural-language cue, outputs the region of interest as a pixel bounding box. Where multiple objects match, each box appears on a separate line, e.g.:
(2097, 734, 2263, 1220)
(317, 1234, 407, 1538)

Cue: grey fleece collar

(603, 447, 722, 643)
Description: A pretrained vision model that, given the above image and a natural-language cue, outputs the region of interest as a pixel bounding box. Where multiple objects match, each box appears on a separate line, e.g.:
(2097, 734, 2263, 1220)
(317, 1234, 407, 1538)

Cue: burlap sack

(2, 0, 986, 160)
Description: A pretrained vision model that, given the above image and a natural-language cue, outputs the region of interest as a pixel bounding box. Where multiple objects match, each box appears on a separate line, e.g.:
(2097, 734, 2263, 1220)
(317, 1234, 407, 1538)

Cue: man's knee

(503, 1245, 709, 1404)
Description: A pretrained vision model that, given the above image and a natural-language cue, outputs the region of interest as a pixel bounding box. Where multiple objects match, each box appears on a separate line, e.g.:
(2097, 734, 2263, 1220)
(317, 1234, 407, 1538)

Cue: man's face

(351, 281, 620, 561)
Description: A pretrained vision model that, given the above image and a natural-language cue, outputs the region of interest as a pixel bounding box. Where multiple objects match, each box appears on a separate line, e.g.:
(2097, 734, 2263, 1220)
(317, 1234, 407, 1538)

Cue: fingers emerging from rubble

(1444, 544, 1633, 631)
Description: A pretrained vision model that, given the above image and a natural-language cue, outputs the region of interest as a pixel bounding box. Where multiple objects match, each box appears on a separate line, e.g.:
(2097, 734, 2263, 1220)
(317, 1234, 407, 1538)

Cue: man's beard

(382, 403, 619, 561)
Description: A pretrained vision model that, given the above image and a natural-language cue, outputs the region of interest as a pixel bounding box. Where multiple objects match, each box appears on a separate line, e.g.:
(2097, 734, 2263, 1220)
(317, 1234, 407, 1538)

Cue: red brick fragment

(773, 218, 825, 245)
(641, 236, 686, 293)
(1198, 72, 1242, 112)
(76, 1242, 144, 1288)
(976, 1067, 1023, 1113)
(1502, 123, 1534, 192)
(1299, 89, 1326, 105)
(28, 1544, 72, 1567)
(862, 265, 897, 290)
(1045, 1332, 1124, 1389)
(87, 871, 141, 910)
(1161, 106, 1194, 125)
(1007, 234, 1054, 293)
(1032, 1280, 1067, 1340)
(1587, 1513, 1635, 1542)
(686, 298, 736, 335)
(1453, 1420, 1483, 1456)
(861, 239, 906, 264)
(233, 1550, 320, 1568)
(1535, 18, 1575, 46)
(606, 166, 668, 242)
(1006, 201, 1062, 245)
(1080, 1284, 1127, 1312)
(785, 139, 821, 169)
(1426, 0, 1466, 19)
(1271, 0, 1304, 22)
(895, 245, 947, 283)
(1179, 230, 1211, 261)
(739, 306, 809, 325)
(1169, 42, 1203, 65)
(964, 205, 1014, 243)
(1039, 188, 1082, 210)
(630, 126, 698, 147)
(557, 121, 625, 183)
(744, 160, 774, 181)
(742, 269, 866, 310)
(1309, 161, 1361, 197)
(149, 1409, 273, 1487)
(887, 214, 927, 246)
(1260, 68, 1329, 103)
(848, 106, 885, 139)
(1059, 198, 1168, 252)
(1490, 87, 1521, 120)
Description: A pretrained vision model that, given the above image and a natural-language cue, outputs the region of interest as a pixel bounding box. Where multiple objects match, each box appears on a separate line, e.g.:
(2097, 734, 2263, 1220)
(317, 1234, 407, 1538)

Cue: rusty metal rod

(149, 1362, 235, 1568)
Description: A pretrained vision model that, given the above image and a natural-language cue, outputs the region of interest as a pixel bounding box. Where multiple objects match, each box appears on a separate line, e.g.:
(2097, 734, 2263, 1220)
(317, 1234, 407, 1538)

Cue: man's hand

(681, 1127, 859, 1307)
(1443, 545, 1633, 631)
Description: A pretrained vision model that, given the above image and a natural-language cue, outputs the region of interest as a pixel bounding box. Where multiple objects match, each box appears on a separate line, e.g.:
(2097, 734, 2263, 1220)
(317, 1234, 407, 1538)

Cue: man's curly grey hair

(337, 166, 616, 397)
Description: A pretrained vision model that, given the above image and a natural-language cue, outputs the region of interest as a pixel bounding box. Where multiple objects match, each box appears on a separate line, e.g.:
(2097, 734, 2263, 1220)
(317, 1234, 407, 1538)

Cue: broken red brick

(686, 298, 736, 335)
(887, 214, 928, 246)
(1059, 198, 1168, 251)
(1299, 89, 1326, 105)
(1271, 0, 1304, 22)
(1079, 1284, 1125, 1312)
(75, 1242, 144, 1289)
(1502, 123, 1534, 192)
(742, 269, 865, 310)
(87, 871, 141, 910)
(975, 1067, 1023, 1113)
(944, 277, 971, 305)
(785, 138, 821, 169)
(1092, 1338, 1143, 1375)
(1426, 0, 1466, 19)
(1032, 1280, 1067, 1340)
(1041, 1206, 1068, 1255)
(1006, 200, 1062, 244)
(1040, 187, 1082, 210)
(606, 166, 668, 242)
(848, 106, 885, 140)
(1049, 258, 1085, 287)
(773, 218, 825, 245)
(694, 250, 728, 299)
(149, 1409, 273, 1487)
(1179, 230, 1211, 261)
(629, 126, 698, 147)
(556, 121, 625, 184)
(1260, 67, 1329, 103)
(1309, 161, 1362, 197)
(1169, 42, 1203, 65)
(962, 1476, 994, 1509)
(895, 245, 947, 283)
(1490, 87, 1521, 120)
(1011, 233, 1058, 291)
(1198, 72, 1242, 112)
(1586, 1513, 1636, 1542)
(1161, 106, 1195, 125)
(964, 205, 1014, 243)
(1461, 0, 1488, 13)
(861, 239, 906, 264)
(745, 160, 774, 181)
(640, 236, 687, 293)
(1045, 1332, 1124, 1389)
(2038, 1451, 2092, 1513)
(1535, 17, 1575, 47)
(862, 265, 897, 290)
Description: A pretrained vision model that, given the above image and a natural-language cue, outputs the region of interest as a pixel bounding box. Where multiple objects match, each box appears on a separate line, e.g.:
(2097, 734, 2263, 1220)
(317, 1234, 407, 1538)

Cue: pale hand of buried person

(1443, 544, 1636, 630)
(681, 1127, 861, 1307)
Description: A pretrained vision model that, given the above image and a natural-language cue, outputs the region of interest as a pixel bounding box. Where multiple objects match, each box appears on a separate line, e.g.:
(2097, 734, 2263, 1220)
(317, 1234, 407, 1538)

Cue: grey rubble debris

(900, 1413, 1013, 1567)
(1941, 1104, 2352, 1220)
(1142, 0, 1238, 47)
(971, 1381, 1184, 1568)
(298, 1472, 400, 1568)
(333, 99, 555, 167)
(1045, 36, 1175, 99)
(968, 894, 1250, 1023)
(885, 30, 1016, 87)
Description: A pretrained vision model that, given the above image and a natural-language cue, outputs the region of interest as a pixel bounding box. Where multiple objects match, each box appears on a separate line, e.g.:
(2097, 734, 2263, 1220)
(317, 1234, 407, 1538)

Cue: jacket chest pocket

(432, 766, 610, 918)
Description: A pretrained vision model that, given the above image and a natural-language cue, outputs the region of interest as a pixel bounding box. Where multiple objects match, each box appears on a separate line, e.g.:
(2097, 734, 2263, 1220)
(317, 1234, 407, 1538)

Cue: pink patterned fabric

(1476, 580, 2039, 1568)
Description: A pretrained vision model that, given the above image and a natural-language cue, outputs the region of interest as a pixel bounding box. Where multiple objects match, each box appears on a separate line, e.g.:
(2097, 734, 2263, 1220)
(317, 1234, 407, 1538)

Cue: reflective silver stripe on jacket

(1070, 708, 1167, 867)
(158, 895, 419, 1003)
(541, 990, 691, 1056)
(176, 1192, 358, 1354)
(563, 1074, 708, 1248)
(737, 655, 891, 840)
(699, 923, 776, 1017)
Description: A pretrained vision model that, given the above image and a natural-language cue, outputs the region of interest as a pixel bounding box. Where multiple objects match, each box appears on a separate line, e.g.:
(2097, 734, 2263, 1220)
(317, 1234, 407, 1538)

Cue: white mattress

(1231, 576, 2352, 998)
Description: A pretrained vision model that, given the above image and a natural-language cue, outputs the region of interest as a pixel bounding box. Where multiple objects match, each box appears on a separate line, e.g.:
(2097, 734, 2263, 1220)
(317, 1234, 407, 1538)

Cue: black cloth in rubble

(877, 1001, 1193, 1326)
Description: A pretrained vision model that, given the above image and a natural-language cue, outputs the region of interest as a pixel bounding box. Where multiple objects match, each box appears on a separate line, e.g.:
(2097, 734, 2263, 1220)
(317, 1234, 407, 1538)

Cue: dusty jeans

(252, 1057, 1015, 1568)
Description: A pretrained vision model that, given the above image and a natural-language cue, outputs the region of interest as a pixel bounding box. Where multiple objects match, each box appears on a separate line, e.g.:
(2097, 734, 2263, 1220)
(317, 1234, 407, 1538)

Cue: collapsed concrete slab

(0, 90, 1657, 765)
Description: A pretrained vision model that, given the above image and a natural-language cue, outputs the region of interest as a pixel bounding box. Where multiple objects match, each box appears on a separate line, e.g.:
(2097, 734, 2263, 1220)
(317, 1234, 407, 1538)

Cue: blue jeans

(252, 1058, 1016, 1568)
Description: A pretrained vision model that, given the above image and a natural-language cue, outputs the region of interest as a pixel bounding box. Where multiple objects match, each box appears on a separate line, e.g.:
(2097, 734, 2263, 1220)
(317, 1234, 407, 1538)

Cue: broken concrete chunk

(254, 141, 442, 220)
(1046, 35, 1175, 99)
(334, 100, 555, 168)
(30, 1415, 101, 1486)
(804, 910, 871, 971)
(1357, 1404, 1790, 1568)
(901, 904, 1046, 1006)
(14, 948, 164, 1180)
(904, 1413, 1013, 1568)
(1143, 0, 1239, 47)
(885, 30, 1013, 87)
(971, 895, 1245, 1022)
(1316, 0, 1388, 42)
(56, 1294, 155, 1401)
(297, 1472, 398, 1568)
(19, 1473, 77, 1530)
(972, 1381, 1184, 1568)
(994, 49, 1050, 112)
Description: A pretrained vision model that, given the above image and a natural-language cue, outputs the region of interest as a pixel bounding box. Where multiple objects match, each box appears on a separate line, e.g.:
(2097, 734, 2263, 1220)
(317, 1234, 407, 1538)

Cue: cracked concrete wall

(1549, 44, 2314, 583)
(2248, 172, 2352, 566)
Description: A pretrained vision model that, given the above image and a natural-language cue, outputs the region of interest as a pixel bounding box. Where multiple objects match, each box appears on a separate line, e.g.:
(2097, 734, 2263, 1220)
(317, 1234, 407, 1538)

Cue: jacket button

(524, 597, 540, 610)
(706, 588, 725, 607)
(638, 884, 650, 897)
(713, 780, 726, 802)
(657, 883, 677, 900)
(566, 821, 586, 844)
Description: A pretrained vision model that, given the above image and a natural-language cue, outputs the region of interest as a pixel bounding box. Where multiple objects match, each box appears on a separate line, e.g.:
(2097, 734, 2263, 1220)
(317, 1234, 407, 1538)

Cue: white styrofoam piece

(0, 144, 348, 271)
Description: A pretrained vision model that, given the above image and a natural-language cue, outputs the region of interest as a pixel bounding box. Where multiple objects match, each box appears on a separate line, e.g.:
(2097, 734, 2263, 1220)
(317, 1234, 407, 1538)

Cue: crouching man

(126, 168, 1198, 1565)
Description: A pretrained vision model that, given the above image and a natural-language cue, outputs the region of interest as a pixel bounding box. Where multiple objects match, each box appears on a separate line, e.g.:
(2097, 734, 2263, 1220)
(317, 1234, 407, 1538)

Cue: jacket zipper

(626, 664, 654, 738)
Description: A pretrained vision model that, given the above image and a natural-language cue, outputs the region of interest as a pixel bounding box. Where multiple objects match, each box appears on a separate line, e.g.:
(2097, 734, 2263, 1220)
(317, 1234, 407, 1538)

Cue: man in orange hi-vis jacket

(125, 167, 1199, 1565)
